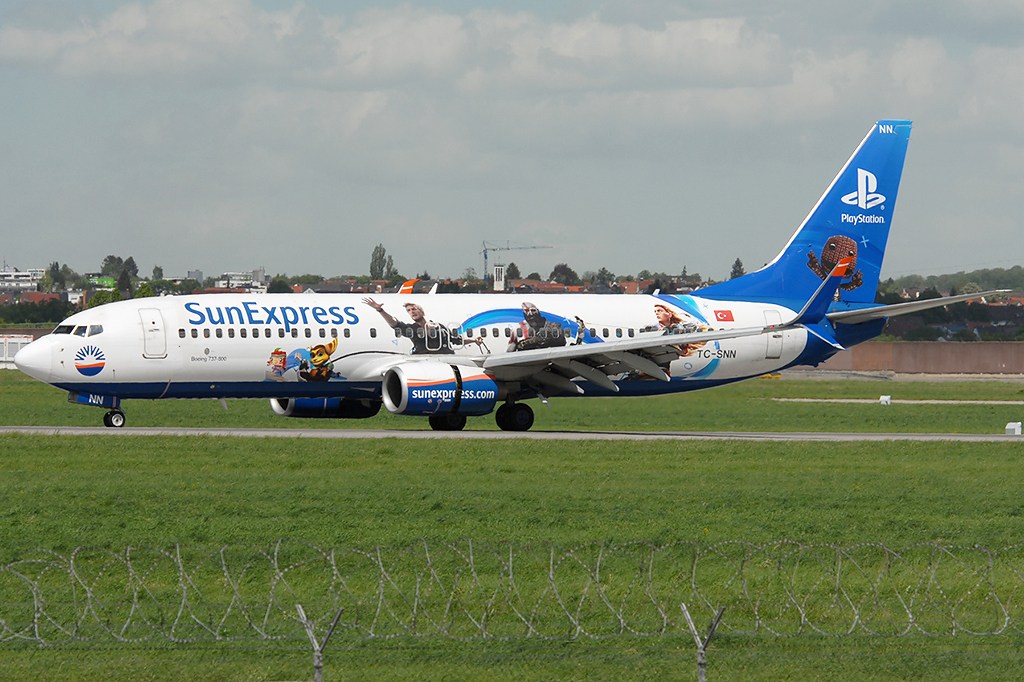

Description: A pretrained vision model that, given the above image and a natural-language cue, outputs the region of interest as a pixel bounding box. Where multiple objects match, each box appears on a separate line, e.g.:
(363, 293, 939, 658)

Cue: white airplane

(14, 120, 997, 430)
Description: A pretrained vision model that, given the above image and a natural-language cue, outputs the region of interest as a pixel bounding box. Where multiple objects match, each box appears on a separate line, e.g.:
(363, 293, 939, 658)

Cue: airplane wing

(478, 325, 767, 393)
(827, 290, 1008, 325)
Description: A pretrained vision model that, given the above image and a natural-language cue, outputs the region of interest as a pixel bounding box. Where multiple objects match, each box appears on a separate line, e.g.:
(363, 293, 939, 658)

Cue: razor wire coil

(4, 539, 1024, 646)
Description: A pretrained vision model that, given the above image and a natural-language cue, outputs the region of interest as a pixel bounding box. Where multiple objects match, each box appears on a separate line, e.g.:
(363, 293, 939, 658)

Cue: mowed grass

(3, 369, 1024, 433)
(5, 435, 1024, 557)
(3, 370, 1024, 680)
(4, 432, 1024, 680)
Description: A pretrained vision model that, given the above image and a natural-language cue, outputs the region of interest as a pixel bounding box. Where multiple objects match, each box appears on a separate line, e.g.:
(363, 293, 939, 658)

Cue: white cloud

(1, 1, 1021, 278)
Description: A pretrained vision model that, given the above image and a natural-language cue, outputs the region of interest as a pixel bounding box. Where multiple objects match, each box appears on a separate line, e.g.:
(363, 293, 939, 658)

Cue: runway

(1, 426, 1021, 442)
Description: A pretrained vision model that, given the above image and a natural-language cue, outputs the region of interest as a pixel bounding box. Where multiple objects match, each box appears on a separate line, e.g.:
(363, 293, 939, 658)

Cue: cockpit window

(53, 325, 73, 335)
(73, 326, 87, 337)
(88, 325, 103, 337)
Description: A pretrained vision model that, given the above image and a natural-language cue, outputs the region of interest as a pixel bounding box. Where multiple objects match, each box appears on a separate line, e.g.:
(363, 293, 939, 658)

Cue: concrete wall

(805, 342, 1024, 374)
(0, 328, 50, 341)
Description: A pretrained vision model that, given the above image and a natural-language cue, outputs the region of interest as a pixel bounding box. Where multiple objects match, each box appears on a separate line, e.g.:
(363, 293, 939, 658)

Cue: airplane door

(763, 310, 783, 359)
(140, 308, 167, 359)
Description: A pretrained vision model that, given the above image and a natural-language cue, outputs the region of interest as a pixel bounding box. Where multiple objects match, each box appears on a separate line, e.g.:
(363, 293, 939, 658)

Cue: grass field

(3, 370, 1024, 680)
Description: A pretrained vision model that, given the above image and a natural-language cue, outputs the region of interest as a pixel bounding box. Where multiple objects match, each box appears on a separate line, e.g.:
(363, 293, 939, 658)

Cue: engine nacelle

(270, 397, 382, 419)
(382, 362, 499, 416)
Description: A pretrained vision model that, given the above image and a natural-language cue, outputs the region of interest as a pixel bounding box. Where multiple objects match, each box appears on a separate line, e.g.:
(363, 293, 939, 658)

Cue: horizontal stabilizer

(827, 290, 1009, 325)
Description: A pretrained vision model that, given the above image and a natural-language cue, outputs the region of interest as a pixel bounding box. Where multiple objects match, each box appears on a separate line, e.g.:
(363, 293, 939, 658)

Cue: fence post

(681, 603, 725, 682)
(296, 604, 345, 682)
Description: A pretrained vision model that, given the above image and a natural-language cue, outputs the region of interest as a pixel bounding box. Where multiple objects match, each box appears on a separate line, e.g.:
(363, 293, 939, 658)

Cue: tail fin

(700, 120, 912, 305)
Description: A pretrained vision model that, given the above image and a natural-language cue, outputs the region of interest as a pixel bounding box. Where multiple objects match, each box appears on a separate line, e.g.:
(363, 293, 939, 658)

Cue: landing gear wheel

(428, 414, 467, 431)
(495, 403, 512, 431)
(497, 403, 533, 431)
(104, 409, 126, 428)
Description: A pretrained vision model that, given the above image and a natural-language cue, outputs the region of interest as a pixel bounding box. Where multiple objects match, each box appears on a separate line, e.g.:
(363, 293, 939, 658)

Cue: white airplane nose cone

(14, 338, 50, 382)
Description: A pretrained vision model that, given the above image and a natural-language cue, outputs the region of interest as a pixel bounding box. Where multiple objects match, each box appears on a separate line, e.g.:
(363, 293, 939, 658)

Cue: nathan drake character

(363, 298, 482, 355)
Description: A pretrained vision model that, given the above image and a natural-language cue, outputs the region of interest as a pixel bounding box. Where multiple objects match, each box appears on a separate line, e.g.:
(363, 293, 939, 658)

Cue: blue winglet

(789, 257, 853, 326)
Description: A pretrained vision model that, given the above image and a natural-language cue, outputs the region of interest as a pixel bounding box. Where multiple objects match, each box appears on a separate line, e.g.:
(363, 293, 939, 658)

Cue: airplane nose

(14, 337, 51, 382)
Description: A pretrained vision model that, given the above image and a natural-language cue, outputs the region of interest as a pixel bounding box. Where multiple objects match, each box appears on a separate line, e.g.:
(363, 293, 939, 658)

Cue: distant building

(85, 273, 117, 289)
(187, 269, 204, 283)
(213, 269, 269, 293)
(0, 266, 44, 294)
(20, 291, 64, 304)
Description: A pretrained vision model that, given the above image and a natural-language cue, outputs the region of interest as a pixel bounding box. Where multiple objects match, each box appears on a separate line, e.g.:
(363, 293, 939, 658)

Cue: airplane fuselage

(16, 292, 818, 403)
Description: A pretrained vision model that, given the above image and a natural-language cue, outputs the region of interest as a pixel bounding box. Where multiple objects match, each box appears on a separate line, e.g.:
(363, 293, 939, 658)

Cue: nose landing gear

(68, 392, 126, 428)
(102, 409, 126, 428)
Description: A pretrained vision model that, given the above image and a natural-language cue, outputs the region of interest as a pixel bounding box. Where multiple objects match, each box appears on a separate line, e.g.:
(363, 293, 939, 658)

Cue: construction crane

(480, 241, 552, 286)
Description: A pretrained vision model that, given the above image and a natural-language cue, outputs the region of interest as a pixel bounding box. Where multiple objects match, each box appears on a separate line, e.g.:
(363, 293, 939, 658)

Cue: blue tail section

(700, 120, 912, 305)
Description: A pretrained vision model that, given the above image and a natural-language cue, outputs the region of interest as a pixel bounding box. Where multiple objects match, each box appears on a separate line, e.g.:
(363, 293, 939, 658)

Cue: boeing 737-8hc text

(14, 121, 998, 430)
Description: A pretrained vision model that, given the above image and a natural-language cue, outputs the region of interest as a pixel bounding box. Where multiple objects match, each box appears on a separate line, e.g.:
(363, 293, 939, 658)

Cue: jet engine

(270, 397, 382, 419)
(382, 362, 499, 416)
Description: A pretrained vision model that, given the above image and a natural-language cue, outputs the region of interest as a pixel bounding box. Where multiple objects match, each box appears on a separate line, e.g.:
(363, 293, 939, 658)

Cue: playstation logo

(841, 168, 885, 210)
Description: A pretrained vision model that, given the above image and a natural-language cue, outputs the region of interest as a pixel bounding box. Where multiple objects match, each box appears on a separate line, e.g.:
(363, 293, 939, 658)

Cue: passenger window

(306, 328, 312, 338)
(516, 327, 523, 338)
(216, 328, 223, 338)
(589, 328, 596, 338)
(504, 327, 511, 338)
(319, 328, 326, 338)
(406, 328, 414, 338)
(204, 329, 211, 339)
(191, 329, 198, 338)
(564, 327, 571, 338)
(395, 328, 402, 338)
(240, 328, 247, 338)
(616, 328, 622, 338)
(73, 326, 87, 337)
(370, 328, 377, 338)
(88, 325, 103, 336)
(342, 328, 349, 338)
(291, 328, 298, 338)
(466, 328, 473, 337)
(628, 328, 635, 338)
(264, 328, 271, 338)
(492, 328, 498, 337)
(178, 329, 186, 338)
(416, 328, 425, 339)
(278, 329, 285, 338)
(227, 328, 234, 338)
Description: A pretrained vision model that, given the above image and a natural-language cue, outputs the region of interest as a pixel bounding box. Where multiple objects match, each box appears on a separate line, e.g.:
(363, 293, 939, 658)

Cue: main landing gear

(102, 409, 126, 428)
(495, 402, 534, 432)
(426, 402, 535, 432)
(428, 414, 467, 431)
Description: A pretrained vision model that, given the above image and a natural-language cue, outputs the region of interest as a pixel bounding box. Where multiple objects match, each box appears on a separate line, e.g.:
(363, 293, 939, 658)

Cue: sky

(1, 0, 1022, 283)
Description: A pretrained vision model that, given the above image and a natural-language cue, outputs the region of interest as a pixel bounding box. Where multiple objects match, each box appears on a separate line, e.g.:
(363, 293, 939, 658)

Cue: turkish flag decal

(714, 310, 735, 322)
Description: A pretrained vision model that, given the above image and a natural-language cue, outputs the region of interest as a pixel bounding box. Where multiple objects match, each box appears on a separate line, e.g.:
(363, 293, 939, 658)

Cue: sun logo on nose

(74, 345, 106, 376)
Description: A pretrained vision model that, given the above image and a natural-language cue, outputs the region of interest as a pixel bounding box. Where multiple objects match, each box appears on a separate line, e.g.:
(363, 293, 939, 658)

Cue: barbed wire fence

(4, 539, 1024, 649)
